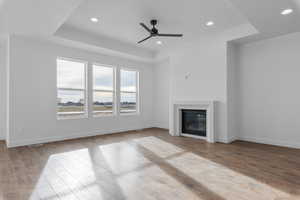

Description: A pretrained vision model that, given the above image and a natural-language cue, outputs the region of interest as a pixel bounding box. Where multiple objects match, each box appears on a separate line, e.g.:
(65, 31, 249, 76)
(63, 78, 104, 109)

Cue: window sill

(57, 114, 88, 120)
(93, 113, 116, 118)
(56, 112, 140, 120)
(120, 112, 140, 116)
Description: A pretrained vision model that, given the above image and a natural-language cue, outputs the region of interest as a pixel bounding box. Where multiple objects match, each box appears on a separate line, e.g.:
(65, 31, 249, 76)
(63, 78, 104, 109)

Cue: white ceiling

(0, 0, 83, 35)
(65, 0, 248, 50)
(230, 0, 300, 43)
(0, 0, 299, 60)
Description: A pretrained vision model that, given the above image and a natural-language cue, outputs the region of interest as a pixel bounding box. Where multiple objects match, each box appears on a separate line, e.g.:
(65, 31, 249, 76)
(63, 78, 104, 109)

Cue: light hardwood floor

(0, 128, 300, 200)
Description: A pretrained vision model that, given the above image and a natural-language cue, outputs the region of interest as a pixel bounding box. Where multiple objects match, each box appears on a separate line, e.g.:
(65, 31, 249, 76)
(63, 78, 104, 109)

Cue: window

(120, 69, 139, 114)
(57, 58, 87, 118)
(93, 64, 115, 116)
(56, 58, 139, 119)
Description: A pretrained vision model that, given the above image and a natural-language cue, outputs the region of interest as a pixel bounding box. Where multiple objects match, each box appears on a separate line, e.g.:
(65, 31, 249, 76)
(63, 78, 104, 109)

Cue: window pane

(120, 70, 137, 92)
(93, 65, 114, 90)
(93, 91, 113, 115)
(57, 59, 85, 89)
(120, 92, 136, 113)
(57, 89, 85, 117)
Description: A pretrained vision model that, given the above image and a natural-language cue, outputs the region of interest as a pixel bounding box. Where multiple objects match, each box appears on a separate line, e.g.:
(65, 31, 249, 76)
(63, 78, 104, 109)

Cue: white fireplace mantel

(170, 101, 215, 143)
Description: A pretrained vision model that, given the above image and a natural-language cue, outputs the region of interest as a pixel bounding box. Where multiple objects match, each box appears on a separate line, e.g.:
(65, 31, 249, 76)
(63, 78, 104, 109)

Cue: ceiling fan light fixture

(281, 8, 293, 15)
(90, 17, 99, 23)
(206, 21, 214, 26)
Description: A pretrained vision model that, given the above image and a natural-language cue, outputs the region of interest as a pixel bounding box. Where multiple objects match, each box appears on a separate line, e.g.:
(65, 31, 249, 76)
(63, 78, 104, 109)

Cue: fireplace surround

(171, 101, 215, 143)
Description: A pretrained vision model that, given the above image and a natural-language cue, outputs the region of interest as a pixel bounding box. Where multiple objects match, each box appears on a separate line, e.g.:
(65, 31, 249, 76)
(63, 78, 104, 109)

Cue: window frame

(119, 68, 140, 115)
(92, 63, 116, 117)
(56, 57, 88, 120)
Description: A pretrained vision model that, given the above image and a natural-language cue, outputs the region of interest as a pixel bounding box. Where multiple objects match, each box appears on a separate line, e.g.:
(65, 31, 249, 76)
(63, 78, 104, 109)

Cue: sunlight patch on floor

(134, 136, 184, 158)
(99, 142, 150, 174)
(30, 148, 106, 200)
(167, 152, 292, 200)
(117, 165, 199, 200)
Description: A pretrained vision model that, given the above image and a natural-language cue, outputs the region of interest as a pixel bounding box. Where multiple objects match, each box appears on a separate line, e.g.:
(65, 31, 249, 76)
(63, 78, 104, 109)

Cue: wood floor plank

(0, 128, 300, 200)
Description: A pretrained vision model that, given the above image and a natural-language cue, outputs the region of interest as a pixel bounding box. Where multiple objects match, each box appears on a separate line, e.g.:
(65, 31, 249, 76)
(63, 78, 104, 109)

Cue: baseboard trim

(151, 123, 169, 130)
(9, 129, 299, 149)
(216, 138, 231, 144)
(152, 127, 169, 131)
(227, 136, 238, 143)
(215, 136, 238, 144)
(238, 136, 300, 149)
(7, 126, 152, 148)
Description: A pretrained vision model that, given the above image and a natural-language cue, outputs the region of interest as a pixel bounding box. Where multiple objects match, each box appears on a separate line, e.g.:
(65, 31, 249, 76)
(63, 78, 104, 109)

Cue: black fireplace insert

(181, 109, 206, 137)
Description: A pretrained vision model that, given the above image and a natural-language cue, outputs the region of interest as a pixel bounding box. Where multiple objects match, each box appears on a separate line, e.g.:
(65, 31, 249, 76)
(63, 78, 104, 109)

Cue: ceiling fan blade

(138, 35, 152, 43)
(157, 33, 183, 37)
(140, 23, 152, 33)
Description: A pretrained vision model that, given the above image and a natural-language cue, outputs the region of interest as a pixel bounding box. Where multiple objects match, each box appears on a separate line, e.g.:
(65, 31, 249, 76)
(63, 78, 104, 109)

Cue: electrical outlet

(185, 72, 191, 80)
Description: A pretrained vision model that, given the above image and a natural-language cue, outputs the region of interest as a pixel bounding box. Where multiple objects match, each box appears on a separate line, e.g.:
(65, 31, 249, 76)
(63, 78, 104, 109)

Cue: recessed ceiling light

(281, 8, 293, 15)
(206, 21, 214, 26)
(156, 41, 162, 45)
(90, 17, 99, 23)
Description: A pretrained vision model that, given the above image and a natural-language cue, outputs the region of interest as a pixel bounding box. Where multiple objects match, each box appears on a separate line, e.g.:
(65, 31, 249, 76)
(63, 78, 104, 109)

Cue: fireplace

(171, 101, 215, 143)
(181, 109, 207, 137)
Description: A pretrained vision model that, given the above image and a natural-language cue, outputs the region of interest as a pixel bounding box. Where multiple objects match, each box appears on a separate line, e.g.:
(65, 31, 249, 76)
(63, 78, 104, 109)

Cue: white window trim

(92, 63, 116, 117)
(56, 58, 141, 119)
(119, 68, 140, 116)
(57, 57, 88, 120)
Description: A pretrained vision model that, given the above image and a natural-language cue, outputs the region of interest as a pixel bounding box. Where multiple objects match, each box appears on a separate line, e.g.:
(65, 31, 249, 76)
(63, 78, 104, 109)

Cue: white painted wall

(237, 32, 300, 148)
(0, 43, 7, 140)
(152, 59, 170, 129)
(7, 35, 153, 147)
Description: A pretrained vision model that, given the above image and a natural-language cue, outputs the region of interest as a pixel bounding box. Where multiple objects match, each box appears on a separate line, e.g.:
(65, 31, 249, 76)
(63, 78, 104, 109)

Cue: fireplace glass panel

(181, 109, 206, 137)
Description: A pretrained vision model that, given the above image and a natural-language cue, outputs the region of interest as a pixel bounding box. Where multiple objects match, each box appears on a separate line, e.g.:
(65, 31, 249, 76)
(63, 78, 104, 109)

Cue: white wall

(237, 32, 300, 148)
(152, 59, 170, 129)
(7, 35, 153, 147)
(0, 43, 7, 140)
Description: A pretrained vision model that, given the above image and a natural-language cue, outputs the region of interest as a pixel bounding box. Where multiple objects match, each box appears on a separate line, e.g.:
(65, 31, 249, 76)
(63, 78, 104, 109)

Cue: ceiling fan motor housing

(150, 19, 158, 26)
(151, 28, 158, 35)
(150, 19, 158, 35)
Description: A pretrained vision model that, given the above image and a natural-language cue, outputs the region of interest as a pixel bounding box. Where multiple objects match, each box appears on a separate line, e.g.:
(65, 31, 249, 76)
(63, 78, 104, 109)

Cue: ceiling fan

(138, 19, 183, 44)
